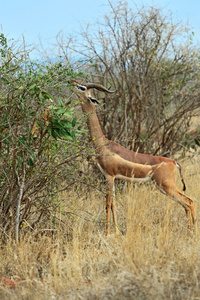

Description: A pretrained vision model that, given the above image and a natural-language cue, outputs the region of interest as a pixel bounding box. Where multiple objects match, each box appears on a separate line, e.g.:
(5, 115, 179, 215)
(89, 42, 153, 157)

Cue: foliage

(0, 34, 86, 239)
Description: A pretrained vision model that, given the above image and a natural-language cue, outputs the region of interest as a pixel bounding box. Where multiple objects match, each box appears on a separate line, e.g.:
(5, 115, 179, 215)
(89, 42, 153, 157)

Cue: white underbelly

(115, 174, 151, 183)
(97, 163, 151, 183)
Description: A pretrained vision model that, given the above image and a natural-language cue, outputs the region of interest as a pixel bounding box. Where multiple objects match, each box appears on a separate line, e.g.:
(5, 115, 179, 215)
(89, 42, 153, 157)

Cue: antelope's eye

(88, 97, 100, 105)
(77, 85, 86, 91)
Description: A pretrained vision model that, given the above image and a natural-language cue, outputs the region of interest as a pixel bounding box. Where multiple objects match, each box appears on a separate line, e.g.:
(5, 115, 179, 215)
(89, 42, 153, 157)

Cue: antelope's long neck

(81, 103, 108, 152)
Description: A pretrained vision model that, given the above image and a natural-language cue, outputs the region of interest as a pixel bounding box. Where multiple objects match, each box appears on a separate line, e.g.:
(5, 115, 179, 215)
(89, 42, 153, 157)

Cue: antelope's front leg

(111, 183, 120, 235)
(105, 176, 118, 235)
(106, 193, 112, 236)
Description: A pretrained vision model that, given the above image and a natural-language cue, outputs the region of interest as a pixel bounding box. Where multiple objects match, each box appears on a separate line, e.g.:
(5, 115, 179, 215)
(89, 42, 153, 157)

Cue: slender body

(71, 80, 198, 235)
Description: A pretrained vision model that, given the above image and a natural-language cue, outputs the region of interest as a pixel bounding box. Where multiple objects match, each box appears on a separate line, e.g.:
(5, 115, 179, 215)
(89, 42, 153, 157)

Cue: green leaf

(57, 97, 64, 107)
(47, 126, 52, 135)
(72, 115, 77, 127)
(70, 130, 76, 142)
(41, 90, 51, 99)
(51, 130, 59, 139)
(61, 120, 72, 127)
(56, 108, 66, 115)
(29, 84, 36, 90)
(30, 151, 37, 161)
(27, 158, 34, 166)
(63, 110, 73, 118)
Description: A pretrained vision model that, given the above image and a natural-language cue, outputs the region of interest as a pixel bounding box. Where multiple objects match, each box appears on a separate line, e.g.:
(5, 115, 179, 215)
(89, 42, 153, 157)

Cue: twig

(15, 163, 26, 243)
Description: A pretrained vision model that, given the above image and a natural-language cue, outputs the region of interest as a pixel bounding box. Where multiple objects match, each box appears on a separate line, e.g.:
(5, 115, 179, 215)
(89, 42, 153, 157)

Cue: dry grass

(1, 157, 200, 299)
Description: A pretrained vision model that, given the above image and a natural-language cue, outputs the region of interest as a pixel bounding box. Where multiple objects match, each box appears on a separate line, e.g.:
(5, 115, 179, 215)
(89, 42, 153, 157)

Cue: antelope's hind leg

(173, 191, 198, 235)
(160, 183, 198, 235)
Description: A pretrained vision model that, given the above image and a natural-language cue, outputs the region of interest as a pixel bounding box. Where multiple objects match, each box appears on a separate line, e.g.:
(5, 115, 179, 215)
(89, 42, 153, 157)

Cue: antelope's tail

(176, 162, 186, 191)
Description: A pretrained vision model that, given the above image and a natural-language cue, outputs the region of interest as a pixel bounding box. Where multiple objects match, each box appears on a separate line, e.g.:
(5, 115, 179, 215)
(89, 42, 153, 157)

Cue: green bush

(0, 34, 86, 240)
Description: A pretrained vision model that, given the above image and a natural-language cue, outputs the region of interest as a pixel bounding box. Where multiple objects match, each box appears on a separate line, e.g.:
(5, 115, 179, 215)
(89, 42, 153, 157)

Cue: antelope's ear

(89, 97, 100, 106)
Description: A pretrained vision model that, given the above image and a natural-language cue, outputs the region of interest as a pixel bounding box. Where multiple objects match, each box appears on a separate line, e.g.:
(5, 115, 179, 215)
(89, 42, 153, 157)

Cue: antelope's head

(69, 80, 116, 107)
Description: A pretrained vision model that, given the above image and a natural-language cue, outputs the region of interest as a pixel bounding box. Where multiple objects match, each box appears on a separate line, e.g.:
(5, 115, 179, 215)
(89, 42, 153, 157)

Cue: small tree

(0, 34, 86, 240)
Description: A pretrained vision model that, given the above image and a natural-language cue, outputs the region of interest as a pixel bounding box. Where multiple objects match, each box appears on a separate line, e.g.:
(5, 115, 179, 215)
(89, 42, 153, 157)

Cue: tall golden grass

(0, 157, 200, 299)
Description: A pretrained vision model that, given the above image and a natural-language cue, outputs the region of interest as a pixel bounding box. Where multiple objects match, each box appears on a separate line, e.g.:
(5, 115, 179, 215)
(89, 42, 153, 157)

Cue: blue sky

(1, 0, 200, 58)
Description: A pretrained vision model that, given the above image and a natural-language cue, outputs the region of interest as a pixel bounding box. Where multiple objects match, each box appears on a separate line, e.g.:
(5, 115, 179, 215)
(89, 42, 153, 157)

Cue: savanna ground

(0, 154, 200, 300)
